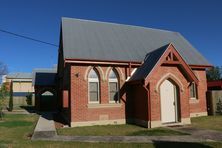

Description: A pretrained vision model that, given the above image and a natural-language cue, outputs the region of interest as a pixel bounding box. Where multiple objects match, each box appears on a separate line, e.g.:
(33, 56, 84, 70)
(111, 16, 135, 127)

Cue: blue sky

(0, 0, 221, 73)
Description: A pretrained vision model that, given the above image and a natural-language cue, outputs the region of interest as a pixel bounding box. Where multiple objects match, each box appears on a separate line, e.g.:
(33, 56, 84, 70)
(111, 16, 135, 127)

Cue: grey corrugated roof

(129, 44, 168, 81)
(61, 17, 210, 65)
(33, 68, 57, 74)
(6, 73, 32, 79)
(32, 68, 57, 86)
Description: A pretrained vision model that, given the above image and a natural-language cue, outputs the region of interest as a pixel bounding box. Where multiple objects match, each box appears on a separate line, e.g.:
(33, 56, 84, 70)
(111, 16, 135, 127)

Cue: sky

(0, 0, 222, 73)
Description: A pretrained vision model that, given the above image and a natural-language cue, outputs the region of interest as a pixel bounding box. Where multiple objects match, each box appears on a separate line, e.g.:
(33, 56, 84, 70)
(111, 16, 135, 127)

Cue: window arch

(88, 68, 100, 103)
(108, 69, 119, 103)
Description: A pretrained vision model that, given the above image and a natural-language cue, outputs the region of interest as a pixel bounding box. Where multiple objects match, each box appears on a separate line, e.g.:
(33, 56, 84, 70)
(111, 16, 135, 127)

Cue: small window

(190, 83, 197, 99)
(109, 69, 119, 103)
(88, 69, 100, 103)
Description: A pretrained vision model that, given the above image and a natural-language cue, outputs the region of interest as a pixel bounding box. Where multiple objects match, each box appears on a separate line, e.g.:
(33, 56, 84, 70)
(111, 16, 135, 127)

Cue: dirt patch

(53, 113, 68, 129)
(26, 133, 33, 139)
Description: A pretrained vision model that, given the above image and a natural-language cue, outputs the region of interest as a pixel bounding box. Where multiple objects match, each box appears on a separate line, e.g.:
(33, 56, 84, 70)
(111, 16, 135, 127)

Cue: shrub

(8, 94, 13, 111)
(26, 92, 33, 105)
(216, 98, 222, 115)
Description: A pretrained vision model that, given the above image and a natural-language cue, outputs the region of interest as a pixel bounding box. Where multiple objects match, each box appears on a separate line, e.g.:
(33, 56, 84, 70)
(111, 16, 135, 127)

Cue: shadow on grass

(0, 140, 10, 148)
(152, 141, 212, 148)
(53, 112, 69, 127)
(0, 121, 33, 127)
(0, 140, 10, 144)
(20, 105, 36, 113)
(129, 128, 190, 136)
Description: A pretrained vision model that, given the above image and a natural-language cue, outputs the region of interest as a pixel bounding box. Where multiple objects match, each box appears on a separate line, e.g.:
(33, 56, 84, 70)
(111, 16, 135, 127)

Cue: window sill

(87, 103, 122, 109)
(109, 101, 120, 104)
(189, 98, 199, 104)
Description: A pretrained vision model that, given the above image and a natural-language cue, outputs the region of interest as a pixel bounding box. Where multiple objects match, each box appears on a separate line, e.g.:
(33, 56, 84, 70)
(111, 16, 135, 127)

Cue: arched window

(88, 68, 100, 103)
(109, 69, 119, 103)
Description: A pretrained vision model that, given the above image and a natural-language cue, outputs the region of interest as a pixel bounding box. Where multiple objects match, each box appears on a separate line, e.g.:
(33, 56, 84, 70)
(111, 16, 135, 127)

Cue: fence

(207, 90, 222, 115)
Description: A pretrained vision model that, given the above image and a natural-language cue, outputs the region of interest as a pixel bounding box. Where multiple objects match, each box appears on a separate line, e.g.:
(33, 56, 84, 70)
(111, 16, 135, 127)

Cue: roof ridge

(62, 17, 176, 34)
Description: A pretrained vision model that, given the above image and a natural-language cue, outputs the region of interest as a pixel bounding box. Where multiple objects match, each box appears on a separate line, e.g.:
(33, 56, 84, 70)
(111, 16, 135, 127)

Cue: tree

(0, 61, 8, 86)
(206, 66, 222, 81)
(0, 62, 8, 76)
(8, 91, 13, 111)
(0, 84, 9, 120)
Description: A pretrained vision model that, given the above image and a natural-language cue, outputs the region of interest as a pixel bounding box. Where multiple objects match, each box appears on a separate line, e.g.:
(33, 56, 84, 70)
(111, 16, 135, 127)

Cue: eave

(189, 64, 213, 70)
(64, 58, 142, 66)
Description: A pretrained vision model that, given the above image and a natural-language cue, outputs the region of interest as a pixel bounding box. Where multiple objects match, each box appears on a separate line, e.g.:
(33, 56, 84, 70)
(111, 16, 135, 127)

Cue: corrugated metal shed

(61, 17, 210, 65)
(32, 68, 57, 86)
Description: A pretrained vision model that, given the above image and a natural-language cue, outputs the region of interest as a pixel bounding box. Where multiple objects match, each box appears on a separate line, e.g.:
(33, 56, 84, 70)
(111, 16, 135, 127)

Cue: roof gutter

(64, 58, 142, 66)
(189, 64, 213, 69)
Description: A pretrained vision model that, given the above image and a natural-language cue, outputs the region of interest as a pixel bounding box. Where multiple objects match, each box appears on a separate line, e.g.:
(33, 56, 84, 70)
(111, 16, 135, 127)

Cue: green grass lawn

(0, 114, 155, 147)
(57, 124, 188, 136)
(0, 114, 222, 148)
(191, 115, 222, 131)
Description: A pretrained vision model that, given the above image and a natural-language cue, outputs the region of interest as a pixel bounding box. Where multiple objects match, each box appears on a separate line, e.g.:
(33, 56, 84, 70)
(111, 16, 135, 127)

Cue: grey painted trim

(70, 119, 125, 127)
(87, 103, 122, 108)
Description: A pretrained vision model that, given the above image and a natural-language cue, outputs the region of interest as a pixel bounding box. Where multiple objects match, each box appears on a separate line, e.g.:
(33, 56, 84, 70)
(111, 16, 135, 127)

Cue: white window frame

(108, 70, 119, 103)
(190, 82, 197, 100)
(88, 69, 100, 104)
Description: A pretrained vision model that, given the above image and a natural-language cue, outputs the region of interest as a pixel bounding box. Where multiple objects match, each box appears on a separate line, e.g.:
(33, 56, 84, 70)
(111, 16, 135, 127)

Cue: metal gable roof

(61, 17, 210, 65)
(34, 73, 56, 86)
(129, 43, 200, 82)
(6, 73, 32, 79)
(129, 44, 168, 81)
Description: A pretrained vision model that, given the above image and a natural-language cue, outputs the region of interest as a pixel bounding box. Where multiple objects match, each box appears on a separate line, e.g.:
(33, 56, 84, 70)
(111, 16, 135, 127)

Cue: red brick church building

(52, 18, 212, 128)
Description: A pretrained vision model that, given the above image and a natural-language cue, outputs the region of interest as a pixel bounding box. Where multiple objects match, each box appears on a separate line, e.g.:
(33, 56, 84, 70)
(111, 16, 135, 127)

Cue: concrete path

(3, 109, 30, 115)
(31, 114, 222, 143)
(32, 112, 57, 140)
(35, 135, 213, 143)
(167, 126, 222, 142)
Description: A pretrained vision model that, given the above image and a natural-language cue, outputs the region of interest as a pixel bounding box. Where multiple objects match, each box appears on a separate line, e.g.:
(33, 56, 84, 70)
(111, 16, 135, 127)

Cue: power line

(0, 29, 59, 47)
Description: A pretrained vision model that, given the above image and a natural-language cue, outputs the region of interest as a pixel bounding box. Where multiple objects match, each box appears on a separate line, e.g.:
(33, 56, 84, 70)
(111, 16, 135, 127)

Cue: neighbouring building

(37, 18, 212, 128)
(6, 73, 34, 108)
(206, 80, 222, 115)
(207, 80, 222, 90)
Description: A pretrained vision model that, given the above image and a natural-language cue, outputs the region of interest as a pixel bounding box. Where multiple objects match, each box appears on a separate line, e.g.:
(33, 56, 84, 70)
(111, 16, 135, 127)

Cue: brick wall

(146, 65, 191, 121)
(61, 62, 207, 125)
(127, 84, 148, 122)
(70, 65, 127, 123)
(189, 69, 207, 114)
